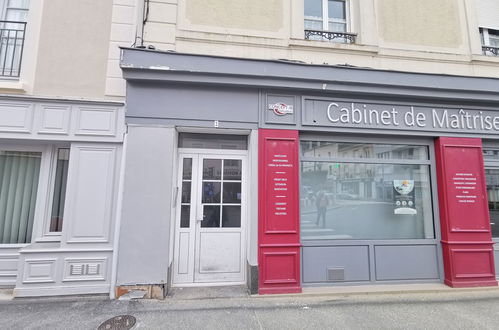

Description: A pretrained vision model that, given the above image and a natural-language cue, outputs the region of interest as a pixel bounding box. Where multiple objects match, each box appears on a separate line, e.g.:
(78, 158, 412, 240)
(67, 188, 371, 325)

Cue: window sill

(471, 54, 499, 64)
(35, 235, 62, 243)
(0, 80, 25, 93)
(289, 38, 379, 54)
(0, 243, 29, 248)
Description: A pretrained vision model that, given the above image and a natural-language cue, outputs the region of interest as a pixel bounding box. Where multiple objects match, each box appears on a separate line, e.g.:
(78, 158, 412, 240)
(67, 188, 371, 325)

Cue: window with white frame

(481, 28, 499, 55)
(304, 0, 355, 43)
(476, 0, 499, 55)
(0, 0, 29, 77)
(0, 146, 70, 244)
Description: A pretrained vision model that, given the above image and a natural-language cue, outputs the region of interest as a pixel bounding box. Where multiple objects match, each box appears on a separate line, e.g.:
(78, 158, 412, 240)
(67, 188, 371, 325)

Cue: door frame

(172, 148, 249, 287)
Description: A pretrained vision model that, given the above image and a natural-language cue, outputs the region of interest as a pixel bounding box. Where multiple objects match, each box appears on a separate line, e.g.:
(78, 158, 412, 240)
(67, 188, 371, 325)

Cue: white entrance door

(173, 152, 246, 284)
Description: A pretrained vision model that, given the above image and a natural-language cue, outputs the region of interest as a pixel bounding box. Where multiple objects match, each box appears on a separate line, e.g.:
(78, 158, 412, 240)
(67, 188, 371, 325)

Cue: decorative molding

(38, 104, 71, 135)
(0, 98, 124, 142)
(22, 258, 57, 283)
(75, 106, 118, 137)
(0, 102, 33, 133)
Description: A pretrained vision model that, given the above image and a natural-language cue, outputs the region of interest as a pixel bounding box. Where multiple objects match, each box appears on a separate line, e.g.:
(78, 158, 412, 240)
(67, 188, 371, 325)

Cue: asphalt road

(2, 289, 499, 329)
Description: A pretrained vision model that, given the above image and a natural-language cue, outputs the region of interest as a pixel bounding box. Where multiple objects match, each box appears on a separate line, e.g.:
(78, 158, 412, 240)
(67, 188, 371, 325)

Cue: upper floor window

(304, 0, 356, 44)
(0, 0, 29, 78)
(481, 28, 499, 56)
(476, 0, 499, 56)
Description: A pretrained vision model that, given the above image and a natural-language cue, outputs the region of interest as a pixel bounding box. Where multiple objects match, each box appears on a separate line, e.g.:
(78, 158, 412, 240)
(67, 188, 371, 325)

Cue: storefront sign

(303, 99, 499, 134)
(393, 180, 416, 215)
(268, 103, 294, 116)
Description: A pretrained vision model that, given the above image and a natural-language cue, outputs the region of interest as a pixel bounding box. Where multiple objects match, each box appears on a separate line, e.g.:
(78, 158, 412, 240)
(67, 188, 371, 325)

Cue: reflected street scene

(300, 141, 435, 240)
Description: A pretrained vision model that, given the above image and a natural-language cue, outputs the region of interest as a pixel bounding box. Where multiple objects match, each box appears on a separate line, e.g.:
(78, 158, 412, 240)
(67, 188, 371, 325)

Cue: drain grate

(98, 315, 136, 330)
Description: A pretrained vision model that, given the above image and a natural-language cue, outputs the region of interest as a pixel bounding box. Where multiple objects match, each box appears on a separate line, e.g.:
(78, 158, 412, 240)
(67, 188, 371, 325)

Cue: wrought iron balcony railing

(482, 45, 499, 56)
(304, 29, 357, 44)
(0, 20, 27, 78)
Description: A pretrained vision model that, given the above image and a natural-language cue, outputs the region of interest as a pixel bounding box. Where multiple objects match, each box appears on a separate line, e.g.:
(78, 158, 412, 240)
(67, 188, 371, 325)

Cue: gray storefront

(117, 48, 499, 295)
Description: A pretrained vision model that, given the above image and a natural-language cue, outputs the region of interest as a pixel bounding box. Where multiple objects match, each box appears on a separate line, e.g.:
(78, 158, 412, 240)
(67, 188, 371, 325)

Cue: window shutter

(477, 0, 499, 30)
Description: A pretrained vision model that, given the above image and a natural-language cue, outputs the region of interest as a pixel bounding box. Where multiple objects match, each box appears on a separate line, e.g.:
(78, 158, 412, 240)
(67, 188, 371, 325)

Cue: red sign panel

(435, 137, 497, 287)
(263, 138, 298, 234)
(258, 129, 301, 294)
(443, 146, 490, 232)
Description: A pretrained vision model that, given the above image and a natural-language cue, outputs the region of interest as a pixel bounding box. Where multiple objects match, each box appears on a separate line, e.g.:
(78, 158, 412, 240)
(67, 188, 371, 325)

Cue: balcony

(482, 45, 499, 56)
(0, 20, 27, 78)
(304, 29, 357, 44)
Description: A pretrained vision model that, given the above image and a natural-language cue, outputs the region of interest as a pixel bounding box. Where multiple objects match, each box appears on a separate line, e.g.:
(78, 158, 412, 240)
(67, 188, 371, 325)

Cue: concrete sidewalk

(2, 286, 499, 329)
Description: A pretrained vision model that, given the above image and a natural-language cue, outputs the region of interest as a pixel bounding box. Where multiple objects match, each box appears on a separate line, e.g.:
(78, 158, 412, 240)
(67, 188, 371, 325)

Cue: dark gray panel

(121, 48, 499, 104)
(302, 98, 499, 135)
(302, 246, 370, 283)
(374, 245, 439, 280)
(265, 94, 297, 125)
(126, 83, 259, 124)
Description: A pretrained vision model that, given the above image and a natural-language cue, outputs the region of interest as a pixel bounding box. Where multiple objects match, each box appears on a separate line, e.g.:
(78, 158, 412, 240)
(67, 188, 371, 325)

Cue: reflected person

(316, 189, 328, 228)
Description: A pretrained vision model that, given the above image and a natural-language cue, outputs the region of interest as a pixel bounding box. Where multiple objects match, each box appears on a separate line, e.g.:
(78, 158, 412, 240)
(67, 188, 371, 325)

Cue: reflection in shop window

(485, 168, 499, 238)
(300, 142, 434, 240)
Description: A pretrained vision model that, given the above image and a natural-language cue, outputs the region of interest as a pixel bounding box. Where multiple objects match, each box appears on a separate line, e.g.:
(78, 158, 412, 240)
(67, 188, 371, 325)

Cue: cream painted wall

(168, 0, 499, 78)
(32, 0, 113, 99)
(185, 0, 284, 32)
(377, 0, 462, 48)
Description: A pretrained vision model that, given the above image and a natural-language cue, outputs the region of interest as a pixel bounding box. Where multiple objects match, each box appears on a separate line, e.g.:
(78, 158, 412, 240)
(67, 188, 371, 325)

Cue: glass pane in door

(203, 159, 222, 180)
(180, 158, 193, 228)
(201, 205, 220, 227)
(222, 206, 241, 227)
(223, 182, 241, 203)
(202, 182, 221, 203)
(223, 159, 242, 180)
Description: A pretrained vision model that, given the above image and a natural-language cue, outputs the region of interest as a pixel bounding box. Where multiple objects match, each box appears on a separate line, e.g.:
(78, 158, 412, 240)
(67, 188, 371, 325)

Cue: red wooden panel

(443, 146, 490, 232)
(258, 129, 301, 294)
(435, 137, 497, 288)
(262, 251, 300, 285)
(452, 248, 495, 279)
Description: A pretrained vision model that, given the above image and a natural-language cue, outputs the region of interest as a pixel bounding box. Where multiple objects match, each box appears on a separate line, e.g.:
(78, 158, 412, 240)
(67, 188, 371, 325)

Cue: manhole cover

(98, 315, 136, 330)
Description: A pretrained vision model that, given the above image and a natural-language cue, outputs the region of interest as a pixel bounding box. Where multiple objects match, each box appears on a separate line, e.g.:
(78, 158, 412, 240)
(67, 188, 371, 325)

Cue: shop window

(0, 146, 71, 244)
(485, 168, 499, 238)
(0, 150, 41, 244)
(483, 148, 499, 238)
(304, 0, 356, 44)
(48, 148, 69, 233)
(300, 141, 434, 240)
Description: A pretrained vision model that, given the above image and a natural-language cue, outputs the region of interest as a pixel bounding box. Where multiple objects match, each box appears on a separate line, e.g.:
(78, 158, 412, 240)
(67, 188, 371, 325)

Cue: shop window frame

(298, 134, 441, 245)
(0, 143, 50, 247)
(38, 145, 70, 241)
(482, 145, 499, 241)
(0, 143, 71, 247)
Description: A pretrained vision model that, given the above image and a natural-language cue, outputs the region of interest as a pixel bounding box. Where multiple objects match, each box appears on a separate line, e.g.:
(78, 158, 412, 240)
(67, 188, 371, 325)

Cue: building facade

(2, 0, 499, 298)
(0, 0, 132, 297)
(114, 0, 499, 296)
